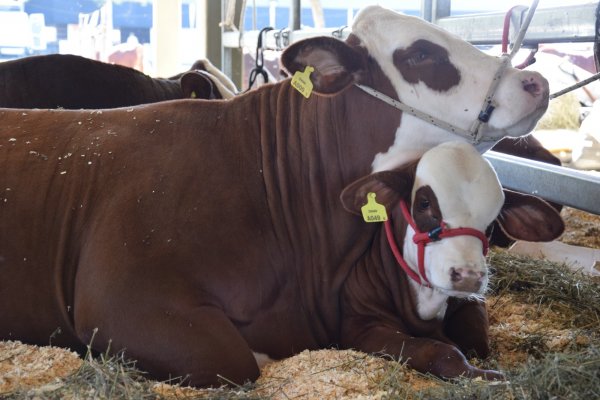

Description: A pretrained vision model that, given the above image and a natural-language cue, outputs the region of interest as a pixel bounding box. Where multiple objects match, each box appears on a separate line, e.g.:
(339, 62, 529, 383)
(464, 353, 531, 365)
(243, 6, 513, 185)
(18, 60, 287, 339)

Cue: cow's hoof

(471, 368, 505, 381)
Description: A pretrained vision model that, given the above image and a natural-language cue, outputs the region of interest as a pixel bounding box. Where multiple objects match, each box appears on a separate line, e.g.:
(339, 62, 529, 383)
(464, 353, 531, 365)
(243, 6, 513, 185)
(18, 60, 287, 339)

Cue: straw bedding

(1, 207, 599, 399)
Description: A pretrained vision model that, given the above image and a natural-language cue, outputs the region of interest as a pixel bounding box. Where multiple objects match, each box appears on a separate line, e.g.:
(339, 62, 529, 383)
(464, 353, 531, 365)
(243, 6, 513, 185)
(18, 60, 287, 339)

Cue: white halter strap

(354, 0, 538, 145)
(354, 53, 511, 145)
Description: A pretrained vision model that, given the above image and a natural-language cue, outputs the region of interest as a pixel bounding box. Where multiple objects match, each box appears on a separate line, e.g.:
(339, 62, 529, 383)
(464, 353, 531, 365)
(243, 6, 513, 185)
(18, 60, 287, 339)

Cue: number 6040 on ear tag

(361, 192, 388, 223)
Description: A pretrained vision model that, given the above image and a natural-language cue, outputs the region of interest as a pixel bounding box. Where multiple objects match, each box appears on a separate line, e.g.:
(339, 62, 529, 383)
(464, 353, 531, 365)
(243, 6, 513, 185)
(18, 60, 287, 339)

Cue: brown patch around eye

(392, 39, 460, 92)
(412, 186, 442, 232)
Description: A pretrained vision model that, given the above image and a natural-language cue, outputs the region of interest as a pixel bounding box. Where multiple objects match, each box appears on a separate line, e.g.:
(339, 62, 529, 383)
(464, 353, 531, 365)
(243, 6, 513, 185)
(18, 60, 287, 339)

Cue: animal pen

(1, 1, 600, 399)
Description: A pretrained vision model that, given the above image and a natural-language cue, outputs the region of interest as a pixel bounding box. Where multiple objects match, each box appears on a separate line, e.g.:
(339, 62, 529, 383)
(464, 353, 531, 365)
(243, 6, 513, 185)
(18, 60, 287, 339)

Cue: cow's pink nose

(450, 267, 485, 292)
(522, 75, 544, 97)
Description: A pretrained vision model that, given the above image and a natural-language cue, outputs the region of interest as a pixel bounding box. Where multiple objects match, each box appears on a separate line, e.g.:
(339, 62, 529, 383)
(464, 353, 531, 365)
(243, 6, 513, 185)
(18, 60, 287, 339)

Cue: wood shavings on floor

(254, 349, 393, 399)
(0, 340, 82, 395)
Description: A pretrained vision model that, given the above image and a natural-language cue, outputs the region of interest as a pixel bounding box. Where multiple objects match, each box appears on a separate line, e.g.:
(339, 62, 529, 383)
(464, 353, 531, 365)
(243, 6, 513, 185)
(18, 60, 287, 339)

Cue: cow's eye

(419, 199, 430, 209)
(406, 51, 429, 66)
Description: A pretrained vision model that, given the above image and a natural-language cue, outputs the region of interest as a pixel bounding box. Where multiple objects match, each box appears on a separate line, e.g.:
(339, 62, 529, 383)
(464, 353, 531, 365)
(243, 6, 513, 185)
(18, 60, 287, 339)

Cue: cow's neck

(257, 80, 399, 251)
(408, 280, 449, 320)
(253, 81, 398, 335)
(371, 114, 499, 173)
(344, 227, 449, 339)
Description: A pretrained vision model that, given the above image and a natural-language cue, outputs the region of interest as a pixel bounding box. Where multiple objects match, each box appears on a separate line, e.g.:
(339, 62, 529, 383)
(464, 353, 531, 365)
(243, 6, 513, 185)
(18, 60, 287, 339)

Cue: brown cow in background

(0, 54, 232, 109)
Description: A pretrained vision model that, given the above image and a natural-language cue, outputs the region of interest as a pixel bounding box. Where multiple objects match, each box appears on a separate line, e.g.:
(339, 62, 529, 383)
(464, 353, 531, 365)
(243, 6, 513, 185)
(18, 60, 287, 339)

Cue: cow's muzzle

(384, 200, 489, 290)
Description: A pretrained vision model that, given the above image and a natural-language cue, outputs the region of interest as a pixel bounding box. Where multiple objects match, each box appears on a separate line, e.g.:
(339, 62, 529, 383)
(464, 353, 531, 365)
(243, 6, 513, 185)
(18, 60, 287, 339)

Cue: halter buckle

(427, 226, 443, 241)
(478, 103, 496, 123)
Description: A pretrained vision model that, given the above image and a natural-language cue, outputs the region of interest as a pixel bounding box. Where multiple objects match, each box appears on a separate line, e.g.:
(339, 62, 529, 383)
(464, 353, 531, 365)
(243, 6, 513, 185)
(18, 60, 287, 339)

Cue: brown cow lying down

(0, 5, 557, 387)
(0, 54, 233, 109)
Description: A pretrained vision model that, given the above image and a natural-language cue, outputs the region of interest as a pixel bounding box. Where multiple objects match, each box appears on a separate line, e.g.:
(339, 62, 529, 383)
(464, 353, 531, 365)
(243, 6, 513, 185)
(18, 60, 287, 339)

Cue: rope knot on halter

(384, 200, 490, 288)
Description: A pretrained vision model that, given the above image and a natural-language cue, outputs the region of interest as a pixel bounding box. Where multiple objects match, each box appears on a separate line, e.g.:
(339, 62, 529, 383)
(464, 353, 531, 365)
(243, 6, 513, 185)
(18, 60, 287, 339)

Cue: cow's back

(0, 54, 182, 109)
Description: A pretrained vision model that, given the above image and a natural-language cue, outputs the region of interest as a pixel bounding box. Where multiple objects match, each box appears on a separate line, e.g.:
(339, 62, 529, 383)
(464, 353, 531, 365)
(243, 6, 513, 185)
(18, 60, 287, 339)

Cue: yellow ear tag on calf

(291, 66, 315, 98)
(361, 192, 388, 223)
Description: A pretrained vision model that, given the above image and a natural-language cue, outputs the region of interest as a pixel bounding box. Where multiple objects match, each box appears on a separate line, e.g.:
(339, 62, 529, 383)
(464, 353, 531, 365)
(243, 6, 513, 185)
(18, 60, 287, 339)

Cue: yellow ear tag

(361, 192, 388, 223)
(190, 91, 197, 98)
(291, 66, 315, 99)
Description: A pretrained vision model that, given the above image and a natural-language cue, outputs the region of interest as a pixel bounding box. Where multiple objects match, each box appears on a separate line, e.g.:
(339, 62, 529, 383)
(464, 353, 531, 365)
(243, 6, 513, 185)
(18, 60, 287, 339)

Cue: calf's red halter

(384, 200, 490, 288)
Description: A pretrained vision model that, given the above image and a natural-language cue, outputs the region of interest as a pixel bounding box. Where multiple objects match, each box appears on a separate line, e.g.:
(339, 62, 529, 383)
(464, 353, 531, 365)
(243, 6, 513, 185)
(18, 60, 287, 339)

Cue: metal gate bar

(485, 151, 600, 215)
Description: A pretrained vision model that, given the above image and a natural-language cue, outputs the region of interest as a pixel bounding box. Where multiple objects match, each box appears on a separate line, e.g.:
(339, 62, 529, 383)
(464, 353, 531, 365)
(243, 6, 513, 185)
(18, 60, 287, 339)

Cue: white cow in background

(526, 51, 600, 106)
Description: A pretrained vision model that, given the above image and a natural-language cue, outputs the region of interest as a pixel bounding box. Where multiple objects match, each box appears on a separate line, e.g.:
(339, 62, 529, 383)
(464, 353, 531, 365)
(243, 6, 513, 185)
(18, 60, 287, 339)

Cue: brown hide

(0, 48, 400, 386)
(0, 54, 222, 109)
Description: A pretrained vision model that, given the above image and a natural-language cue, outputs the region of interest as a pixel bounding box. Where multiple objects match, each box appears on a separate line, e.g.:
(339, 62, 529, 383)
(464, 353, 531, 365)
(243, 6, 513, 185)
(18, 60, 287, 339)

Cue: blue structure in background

(22, 2, 480, 45)
(241, 7, 420, 30)
(24, 0, 152, 43)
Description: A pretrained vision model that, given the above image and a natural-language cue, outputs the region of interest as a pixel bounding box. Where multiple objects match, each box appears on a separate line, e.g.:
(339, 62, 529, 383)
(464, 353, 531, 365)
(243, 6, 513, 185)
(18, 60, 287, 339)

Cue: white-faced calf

(340, 141, 564, 379)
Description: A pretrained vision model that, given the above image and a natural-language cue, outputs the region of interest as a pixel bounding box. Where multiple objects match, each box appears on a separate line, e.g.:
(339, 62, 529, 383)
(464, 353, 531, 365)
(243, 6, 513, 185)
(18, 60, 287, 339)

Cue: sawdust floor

(1, 207, 598, 398)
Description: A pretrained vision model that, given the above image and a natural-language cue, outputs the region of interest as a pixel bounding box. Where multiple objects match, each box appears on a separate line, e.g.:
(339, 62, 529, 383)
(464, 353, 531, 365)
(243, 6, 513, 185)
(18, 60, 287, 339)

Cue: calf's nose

(450, 266, 486, 293)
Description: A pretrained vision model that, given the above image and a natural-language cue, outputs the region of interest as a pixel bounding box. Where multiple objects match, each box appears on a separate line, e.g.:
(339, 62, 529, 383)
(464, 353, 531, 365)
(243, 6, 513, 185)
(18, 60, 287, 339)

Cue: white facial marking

(351, 5, 549, 171)
(401, 142, 504, 320)
(410, 277, 449, 320)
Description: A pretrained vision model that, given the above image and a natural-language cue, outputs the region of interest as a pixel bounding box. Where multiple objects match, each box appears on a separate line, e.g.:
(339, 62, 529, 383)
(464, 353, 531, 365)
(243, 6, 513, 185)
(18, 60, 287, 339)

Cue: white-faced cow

(0, 6, 556, 387)
(0, 54, 233, 109)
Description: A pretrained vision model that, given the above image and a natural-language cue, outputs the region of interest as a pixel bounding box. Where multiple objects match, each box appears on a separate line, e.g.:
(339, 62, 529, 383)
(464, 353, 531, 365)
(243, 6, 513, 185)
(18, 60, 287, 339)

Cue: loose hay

(489, 250, 600, 329)
(0, 347, 163, 400)
(535, 92, 581, 131)
(561, 207, 600, 249)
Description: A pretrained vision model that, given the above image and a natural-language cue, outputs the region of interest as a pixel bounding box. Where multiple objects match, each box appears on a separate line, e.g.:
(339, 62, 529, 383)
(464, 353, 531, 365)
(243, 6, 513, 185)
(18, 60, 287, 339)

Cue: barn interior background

(1, 0, 599, 398)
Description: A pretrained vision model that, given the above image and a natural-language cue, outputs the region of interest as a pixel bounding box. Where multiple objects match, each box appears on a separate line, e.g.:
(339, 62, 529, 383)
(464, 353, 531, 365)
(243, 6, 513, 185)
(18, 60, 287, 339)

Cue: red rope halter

(384, 200, 489, 288)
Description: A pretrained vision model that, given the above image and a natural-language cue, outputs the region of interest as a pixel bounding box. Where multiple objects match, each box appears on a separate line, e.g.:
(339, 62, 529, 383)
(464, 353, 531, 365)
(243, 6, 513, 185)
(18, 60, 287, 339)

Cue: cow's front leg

(74, 301, 260, 387)
(341, 318, 503, 380)
(443, 297, 491, 358)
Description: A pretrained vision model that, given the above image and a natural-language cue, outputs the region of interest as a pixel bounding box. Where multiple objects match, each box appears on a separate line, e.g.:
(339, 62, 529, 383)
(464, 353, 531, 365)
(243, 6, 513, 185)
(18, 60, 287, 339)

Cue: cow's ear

(496, 189, 565, 242)
(340, 166, 416, 216)
(180, 71, 220, 99)
(281, 37, 366, 95)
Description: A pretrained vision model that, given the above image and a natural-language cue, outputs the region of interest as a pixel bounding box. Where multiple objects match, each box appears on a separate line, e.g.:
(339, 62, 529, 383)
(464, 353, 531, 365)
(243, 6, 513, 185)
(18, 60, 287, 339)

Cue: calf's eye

(419, 199, 430, 209)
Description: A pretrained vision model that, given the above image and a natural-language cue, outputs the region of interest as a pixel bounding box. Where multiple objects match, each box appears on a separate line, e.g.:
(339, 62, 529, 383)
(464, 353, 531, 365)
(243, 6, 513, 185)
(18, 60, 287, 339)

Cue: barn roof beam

(222, 4, 598, 51)
(436, 3, 597, 45)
